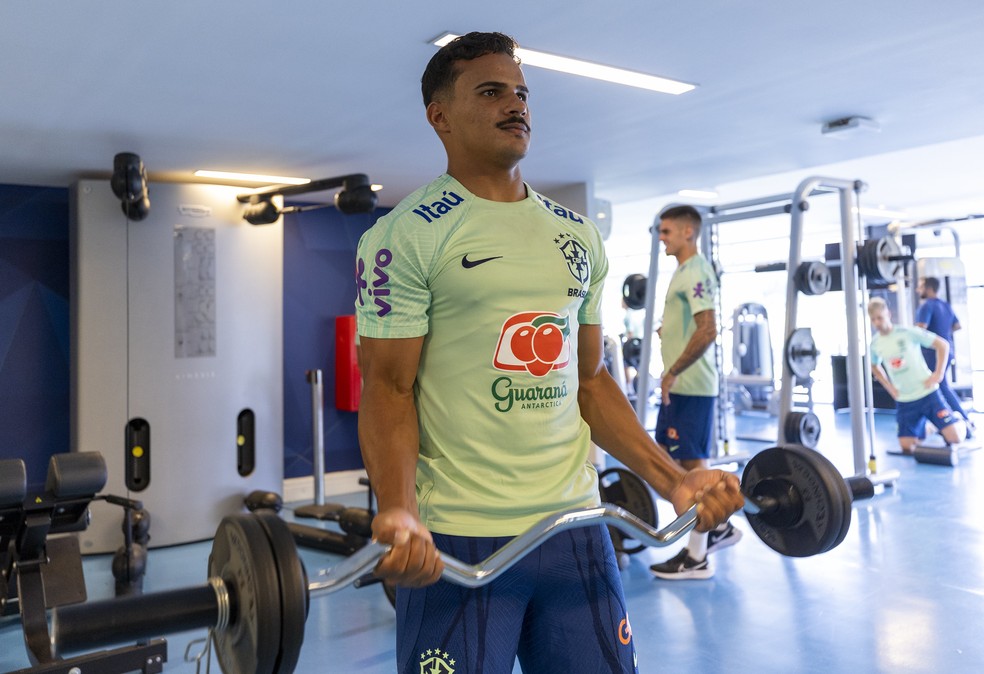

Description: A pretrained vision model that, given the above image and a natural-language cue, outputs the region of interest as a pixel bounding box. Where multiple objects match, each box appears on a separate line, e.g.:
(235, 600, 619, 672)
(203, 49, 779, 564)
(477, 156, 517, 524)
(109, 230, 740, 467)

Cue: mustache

(498, 117, 530, 132)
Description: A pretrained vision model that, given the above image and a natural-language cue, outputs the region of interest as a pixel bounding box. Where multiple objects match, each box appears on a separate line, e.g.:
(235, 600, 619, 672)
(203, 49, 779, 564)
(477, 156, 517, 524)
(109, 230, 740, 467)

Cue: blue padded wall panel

(0, 186, 69, 488)
(282, 204, 384, 479)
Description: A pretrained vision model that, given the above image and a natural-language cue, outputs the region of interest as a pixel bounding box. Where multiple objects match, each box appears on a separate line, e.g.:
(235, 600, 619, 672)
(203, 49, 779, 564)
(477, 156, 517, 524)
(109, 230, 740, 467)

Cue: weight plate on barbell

(784, 328, 819, 380)
(783, 410, 821, 449)
(794, 261, 832, 296)
(598, 468, 658, 555)
(858, 236, 903, 282)
(741, 445, 850, 557)
(621, 273, 648, 311)
(787, 444, 852, 556)
(209, 514, 283, 674)
(826, 465, 855, 554)
(254, 511, 309, 674)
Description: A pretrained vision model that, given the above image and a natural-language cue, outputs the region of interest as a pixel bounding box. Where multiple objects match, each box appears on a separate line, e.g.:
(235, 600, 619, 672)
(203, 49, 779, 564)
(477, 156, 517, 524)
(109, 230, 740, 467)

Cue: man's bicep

(693, 309, 715, 329)
(577, 323, 606, 381)
(360, 336, 425, 393)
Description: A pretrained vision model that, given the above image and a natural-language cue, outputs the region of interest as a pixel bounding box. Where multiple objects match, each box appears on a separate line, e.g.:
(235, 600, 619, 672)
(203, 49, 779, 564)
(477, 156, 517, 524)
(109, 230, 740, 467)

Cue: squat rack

(632, 176, 899, 483)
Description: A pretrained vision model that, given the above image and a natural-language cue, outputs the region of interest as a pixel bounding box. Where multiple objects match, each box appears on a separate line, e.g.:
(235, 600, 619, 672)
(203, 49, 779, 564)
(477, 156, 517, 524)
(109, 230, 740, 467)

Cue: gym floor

(2, 404, 982, 674)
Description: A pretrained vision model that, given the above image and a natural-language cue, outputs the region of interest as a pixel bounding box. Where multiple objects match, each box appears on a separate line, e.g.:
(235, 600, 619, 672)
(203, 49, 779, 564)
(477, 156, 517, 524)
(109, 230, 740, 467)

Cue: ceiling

(3, 1, 984, 231)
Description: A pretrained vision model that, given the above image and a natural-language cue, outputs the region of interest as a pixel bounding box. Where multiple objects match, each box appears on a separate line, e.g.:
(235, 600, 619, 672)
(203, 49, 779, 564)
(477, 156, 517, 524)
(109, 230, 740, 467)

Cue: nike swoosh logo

(461, 254, 503, 269)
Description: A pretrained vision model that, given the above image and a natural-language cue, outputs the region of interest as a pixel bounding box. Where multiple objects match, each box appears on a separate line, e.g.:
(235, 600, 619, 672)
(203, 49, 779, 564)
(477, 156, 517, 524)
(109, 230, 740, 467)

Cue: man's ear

(427, 100, 450, 134)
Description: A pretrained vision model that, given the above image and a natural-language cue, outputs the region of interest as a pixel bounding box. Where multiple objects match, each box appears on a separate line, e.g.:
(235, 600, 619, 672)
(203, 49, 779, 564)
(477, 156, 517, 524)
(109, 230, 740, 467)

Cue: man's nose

(506, 92, 527, 115)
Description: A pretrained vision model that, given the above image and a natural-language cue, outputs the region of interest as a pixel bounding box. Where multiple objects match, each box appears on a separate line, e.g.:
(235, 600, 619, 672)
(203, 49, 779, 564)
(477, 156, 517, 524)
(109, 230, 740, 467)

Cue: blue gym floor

(2, 404, 982, 673)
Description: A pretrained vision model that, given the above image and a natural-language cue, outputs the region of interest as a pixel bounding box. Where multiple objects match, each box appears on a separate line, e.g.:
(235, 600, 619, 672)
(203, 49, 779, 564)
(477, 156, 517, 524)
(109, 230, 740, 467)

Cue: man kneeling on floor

(868, 297, 966, 453)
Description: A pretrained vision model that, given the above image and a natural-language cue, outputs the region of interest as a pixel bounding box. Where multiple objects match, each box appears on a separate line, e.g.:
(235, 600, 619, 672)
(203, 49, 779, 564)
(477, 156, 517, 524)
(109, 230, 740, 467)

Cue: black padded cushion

(45, 453, 107, 498)
(0, 458, 27, 505)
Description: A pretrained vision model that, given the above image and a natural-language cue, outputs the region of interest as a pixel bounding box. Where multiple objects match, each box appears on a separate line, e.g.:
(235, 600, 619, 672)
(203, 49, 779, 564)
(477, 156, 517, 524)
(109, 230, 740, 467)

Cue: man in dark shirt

(915, 276, 973, 434)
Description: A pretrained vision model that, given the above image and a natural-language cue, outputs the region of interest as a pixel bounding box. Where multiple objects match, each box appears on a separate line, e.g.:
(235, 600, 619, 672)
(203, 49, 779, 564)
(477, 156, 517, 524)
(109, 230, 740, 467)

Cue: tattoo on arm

(669, 310, 716, 376)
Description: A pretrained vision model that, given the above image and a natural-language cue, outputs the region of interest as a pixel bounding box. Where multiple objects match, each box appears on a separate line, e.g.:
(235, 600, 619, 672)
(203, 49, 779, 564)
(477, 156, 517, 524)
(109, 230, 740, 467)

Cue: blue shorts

(896, 389, 958, 438)
(654, 393, 715, 460)
(395, 525, 638, 674)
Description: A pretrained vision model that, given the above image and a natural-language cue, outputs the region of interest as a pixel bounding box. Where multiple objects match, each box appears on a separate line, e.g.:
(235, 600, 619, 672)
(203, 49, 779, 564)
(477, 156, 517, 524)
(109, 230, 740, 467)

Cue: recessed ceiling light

(821, 116, 880, 138)
(431, 33, 696, 95)
(194, 170, 311, 185)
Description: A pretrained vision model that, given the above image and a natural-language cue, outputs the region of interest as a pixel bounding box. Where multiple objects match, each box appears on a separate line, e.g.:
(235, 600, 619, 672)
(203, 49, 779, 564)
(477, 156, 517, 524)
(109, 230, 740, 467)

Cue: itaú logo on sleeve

(493, 311, 571, 377)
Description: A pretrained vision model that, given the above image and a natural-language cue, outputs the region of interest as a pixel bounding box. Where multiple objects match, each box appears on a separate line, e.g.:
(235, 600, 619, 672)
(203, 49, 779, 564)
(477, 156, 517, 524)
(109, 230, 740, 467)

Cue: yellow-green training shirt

(356, 174, 607, 536)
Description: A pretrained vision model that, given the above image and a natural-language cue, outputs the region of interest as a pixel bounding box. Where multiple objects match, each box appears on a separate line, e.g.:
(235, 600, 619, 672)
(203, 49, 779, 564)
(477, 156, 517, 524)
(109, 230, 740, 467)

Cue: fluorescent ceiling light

(678, 189, 719, 199)
(855, 205, 908, 219)
(194, 170, 311, 185)
(431, 33, 695, 95)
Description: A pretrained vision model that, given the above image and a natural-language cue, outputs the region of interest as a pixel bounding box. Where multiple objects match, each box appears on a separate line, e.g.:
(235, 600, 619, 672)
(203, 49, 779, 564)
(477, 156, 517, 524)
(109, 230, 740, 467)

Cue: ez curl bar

(9, 446, 889, 674)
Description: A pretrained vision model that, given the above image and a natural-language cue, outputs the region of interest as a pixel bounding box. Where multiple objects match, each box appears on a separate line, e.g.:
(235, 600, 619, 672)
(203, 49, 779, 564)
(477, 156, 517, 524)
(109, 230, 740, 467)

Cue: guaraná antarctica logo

(490, 311, 572, 413)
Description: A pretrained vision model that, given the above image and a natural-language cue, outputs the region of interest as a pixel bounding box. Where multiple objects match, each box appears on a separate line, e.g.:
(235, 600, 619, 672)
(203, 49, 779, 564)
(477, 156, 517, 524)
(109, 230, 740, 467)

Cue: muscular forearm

(358, 382, 421, 514)
(578, 372, 686, 498)
(668, 328, 715, 375)
(667, 310, 716, 377)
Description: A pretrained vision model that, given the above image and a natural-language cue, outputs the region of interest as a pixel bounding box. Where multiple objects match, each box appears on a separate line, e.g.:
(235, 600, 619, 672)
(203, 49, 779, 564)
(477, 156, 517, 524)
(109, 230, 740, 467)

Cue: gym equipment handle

(308, 497, 772, 595)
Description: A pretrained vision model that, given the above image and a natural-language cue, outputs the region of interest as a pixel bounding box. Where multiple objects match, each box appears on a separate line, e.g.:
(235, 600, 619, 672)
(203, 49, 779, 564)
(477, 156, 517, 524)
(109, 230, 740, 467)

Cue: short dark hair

(660, 204, 702, 235)
(922, 276, 940, 293)
(421, 32, 520, 106)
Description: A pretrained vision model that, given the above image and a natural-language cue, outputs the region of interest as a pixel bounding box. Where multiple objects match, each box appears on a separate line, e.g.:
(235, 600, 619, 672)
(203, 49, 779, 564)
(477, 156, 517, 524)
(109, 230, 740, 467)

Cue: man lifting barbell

(354, 32, 743, 673)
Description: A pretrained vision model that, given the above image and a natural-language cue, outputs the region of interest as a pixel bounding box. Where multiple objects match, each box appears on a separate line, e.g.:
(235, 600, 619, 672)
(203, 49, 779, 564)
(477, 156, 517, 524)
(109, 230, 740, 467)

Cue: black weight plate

(857, 239, 876, 280)
(859, 237, 902, 282)
(254, 511, 309, 674)
(598, 468, 658, 555)
(209, 514, 282, 674)
(784, 411, 821, 449)
(622, 337, 642, 368)
(795, 261, 831, 296)
(826, 465, 855, 553)
(784, 328, 818, 380)
(783, 445, 848, 556)
(875, 236, 902, 282)
(621, 273, 648, 311)
(742, 446, 847, 557)
(784, 445, 849, 556)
